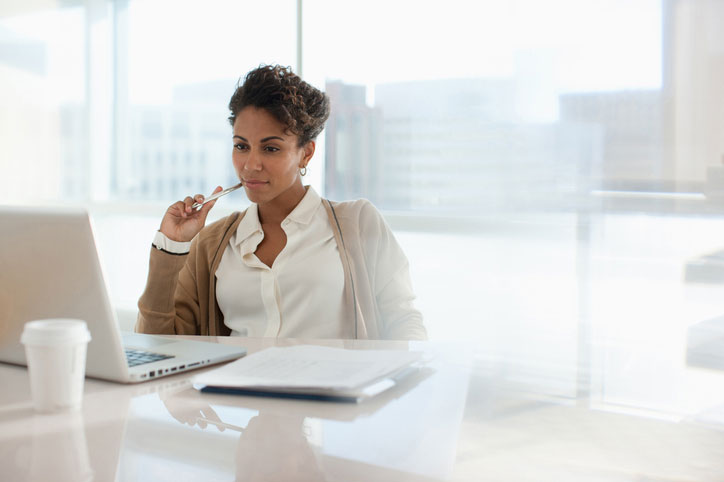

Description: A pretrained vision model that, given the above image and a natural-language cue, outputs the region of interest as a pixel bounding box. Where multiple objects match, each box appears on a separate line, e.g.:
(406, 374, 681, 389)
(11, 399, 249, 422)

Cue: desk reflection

(235, 413, 325, 481)
(160, 390, 327, 480)
(0, 380, 132, 482)
(148, 361, 456, 482)
(19, 412, 93, 482)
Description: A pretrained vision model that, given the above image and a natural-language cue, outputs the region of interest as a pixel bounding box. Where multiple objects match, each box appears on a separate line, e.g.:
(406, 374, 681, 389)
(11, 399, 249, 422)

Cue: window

(303, 0, 724, 410)
(115, 0, 296, 203)
(0, 5, 87, 202)
(306, 0, 664, 214)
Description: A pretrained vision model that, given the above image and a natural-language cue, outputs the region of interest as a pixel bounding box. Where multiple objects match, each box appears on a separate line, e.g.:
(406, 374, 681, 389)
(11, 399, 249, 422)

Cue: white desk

(1, 336, 724, 481)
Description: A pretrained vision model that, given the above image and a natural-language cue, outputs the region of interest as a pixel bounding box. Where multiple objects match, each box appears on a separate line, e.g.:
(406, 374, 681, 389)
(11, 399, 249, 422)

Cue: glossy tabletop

(1, 335, 724, 481)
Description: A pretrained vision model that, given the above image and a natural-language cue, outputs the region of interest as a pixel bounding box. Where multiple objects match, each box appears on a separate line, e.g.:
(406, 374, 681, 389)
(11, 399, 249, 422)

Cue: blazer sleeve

(358, 201, 428, 341)
(135, 245, 201, 335)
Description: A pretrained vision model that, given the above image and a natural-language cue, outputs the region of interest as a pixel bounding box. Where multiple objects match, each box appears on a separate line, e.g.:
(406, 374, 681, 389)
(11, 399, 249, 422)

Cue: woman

(136, 64, 426, 340)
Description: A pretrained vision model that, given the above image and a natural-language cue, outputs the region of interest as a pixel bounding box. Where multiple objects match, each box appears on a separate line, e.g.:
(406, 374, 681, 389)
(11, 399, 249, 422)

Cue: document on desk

(193, 345, 424, 402)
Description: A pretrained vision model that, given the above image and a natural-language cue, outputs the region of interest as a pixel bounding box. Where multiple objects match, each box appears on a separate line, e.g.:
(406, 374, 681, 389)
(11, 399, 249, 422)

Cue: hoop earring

(300, 166, 307, 176)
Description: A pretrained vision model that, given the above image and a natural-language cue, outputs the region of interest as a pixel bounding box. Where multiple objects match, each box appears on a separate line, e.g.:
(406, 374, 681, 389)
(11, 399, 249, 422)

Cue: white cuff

(152, 231, 191, 254)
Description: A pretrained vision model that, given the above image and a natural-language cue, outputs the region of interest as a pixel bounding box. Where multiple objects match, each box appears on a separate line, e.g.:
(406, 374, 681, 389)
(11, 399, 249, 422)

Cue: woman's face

(232, 106, 314, 208)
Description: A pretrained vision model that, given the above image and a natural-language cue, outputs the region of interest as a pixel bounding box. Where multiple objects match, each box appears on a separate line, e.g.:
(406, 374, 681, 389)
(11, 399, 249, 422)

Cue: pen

(192, 182, 244, 210)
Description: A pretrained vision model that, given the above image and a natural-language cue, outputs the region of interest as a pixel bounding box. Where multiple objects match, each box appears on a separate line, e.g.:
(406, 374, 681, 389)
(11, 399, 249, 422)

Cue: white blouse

(214, 187, 346, 337)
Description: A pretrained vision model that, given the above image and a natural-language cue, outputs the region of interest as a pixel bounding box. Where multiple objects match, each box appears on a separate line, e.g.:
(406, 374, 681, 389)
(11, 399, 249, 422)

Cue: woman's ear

(300, 141, 316, 167)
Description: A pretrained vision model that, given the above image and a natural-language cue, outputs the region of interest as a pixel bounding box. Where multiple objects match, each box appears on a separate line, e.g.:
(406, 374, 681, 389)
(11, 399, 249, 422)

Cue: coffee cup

(21, 319, 91, 413)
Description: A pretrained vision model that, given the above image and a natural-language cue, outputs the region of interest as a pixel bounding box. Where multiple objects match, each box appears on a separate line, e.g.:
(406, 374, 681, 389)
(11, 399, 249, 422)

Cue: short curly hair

(228, 64, 331, 146)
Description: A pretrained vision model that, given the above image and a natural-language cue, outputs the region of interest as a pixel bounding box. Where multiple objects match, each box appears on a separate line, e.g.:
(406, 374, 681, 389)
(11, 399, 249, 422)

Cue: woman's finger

(199, 186, 223, 216)
(181, 195, 199, 216)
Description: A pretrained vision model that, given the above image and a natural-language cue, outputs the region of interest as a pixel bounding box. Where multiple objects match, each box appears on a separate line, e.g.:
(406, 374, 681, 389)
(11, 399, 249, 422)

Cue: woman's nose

(244, 151, 262, 171)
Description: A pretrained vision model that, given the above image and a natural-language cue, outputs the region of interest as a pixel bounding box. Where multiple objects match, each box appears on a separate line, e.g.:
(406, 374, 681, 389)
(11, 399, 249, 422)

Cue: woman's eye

(234, 143, 248, 151)
(264, 146, 280, 152)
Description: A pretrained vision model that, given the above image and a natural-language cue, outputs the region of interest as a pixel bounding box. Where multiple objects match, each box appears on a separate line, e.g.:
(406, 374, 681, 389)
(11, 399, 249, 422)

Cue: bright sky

(126, 0, 663, 104)
(2, 0, 661, 105)
(126, 0, 296, 104)
(304, 0, 662, 92)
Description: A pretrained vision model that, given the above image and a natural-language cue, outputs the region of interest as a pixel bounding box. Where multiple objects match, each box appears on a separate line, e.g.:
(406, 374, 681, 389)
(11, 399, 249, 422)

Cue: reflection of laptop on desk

(0, 206, 246, 383)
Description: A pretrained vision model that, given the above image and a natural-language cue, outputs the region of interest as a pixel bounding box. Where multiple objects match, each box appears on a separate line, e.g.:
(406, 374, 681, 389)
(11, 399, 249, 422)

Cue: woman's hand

(159, 186, 223, 242)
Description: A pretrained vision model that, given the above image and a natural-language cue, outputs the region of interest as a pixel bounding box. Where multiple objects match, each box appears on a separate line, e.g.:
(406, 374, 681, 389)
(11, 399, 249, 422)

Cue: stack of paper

(194, 345, 423, 402)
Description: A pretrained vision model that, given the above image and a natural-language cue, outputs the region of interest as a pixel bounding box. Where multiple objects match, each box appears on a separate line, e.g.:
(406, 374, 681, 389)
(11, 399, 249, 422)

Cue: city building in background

(320, 0, 724, 216)
(326, 77, 601, 215)
(324, 81, 382, 205)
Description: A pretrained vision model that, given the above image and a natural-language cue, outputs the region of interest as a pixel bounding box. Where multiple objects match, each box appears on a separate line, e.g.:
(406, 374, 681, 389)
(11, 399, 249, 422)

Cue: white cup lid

(21, 319, 92, 346)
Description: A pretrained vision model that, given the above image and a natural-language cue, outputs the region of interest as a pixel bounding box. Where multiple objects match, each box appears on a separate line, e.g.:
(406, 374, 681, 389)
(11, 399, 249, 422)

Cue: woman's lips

(243, 179, 268, 189)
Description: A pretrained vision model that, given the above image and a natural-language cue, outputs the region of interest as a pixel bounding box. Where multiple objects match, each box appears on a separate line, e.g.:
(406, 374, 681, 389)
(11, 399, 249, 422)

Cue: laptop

(0, 206, 246, 383)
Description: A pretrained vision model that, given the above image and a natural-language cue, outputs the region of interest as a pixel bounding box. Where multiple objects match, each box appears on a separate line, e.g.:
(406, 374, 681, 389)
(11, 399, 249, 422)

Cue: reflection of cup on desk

(27, 411, 94, 482)
(21, 319, 91, 413)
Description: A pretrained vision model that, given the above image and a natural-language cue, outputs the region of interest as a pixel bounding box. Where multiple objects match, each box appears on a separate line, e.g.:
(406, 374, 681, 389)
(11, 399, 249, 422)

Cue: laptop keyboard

(125, 348, 175, 367)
